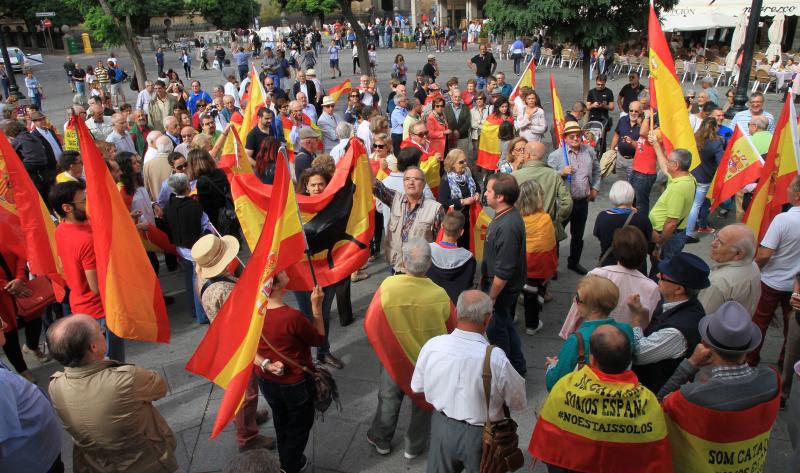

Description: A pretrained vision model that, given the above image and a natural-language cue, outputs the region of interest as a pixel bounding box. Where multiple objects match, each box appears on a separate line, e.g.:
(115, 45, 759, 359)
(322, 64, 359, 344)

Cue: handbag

(480, 345, 524, 473)
(0, 254, 54, 320)
(259, 334, 341, 416)
(202, 175, 239, 236)
(597, 210, 635, 264)
(599, 149, 618, 178)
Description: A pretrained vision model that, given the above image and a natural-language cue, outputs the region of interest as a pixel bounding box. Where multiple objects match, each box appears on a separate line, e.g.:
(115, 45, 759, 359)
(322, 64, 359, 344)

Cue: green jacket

(512, 159, 573, 241)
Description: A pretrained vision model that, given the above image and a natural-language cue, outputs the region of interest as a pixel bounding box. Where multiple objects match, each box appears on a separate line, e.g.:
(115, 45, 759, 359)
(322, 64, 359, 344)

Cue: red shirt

(255, 305, 325, 385)
(55, 222, 104, 318)
(632, 137, 657, 175)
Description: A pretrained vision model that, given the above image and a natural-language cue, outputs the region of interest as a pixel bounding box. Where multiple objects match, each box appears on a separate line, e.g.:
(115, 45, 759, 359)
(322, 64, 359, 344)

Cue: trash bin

(65, 37, 79, 55)
(81, 33, 93, 54)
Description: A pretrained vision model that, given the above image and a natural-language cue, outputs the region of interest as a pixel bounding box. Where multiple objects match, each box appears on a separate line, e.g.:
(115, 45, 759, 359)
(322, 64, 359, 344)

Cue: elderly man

(412, 290, 526, 471)
(295, 91, 317, 124)
(143, 130, 163, 164)
(105, 113, 137, 154)
(548, 121, 600, 275)
(316, 96, 342, 153)
(224, 75, 241, 108)
(330, 122, 353, 162)
(217, 95, 243, 129)
(495, 72, 512, 98)
(648, 134, 696, 274)
(47, 314, 177, 473)
(698, 224, 761, 315)
(659, 302, 779, 473)
(175, 126, 197, 157)
(292, 70, 318, 114)
(85, 103, 114, 141)
(364, 238, 455, 458)
(482, 173, 527, 376)
(531, 324, 671, 472)
(135, 80, 154, 115)
(287, 100, 310, 149)
(630, 252, 710, 393)
(148, 80, 177, 133)
(403, 98, 422, 140)
(564, 101, 587, 124)
(294, 127, 321, 181)
(617, 71, 645, 114)
(700, 76, 720, 105)
(513, 141, 572, 240)
(731, 92, 775, 136)
(163, 115, 181, 147)
(445, 88, 471, 153)
(130, 110, 151, 156)
(390, 93, 409, 155)
(746, 175, 800, 367)
(373, 165, 444, 274)
(143, 135, 175, 200)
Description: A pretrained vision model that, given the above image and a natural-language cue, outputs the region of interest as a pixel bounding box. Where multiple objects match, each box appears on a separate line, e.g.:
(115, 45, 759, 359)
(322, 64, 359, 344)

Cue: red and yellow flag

(744, 92, 800, 240)
(219, 125, 254, 175)
(476, 115, 506, 171)
(550, 74, 566, 148)
(0, 132, 66, 300)
(510, 58, 536, 103)
(524, 212, 557, 280)
(73, 115, 170, 343)
(648, 4, 700, 170)
(662, 383, 780, 473)
(327, 79, 352, 104)
(364, 274, 456, 410)
(239, 65, 267, 138)
(230, 138, 375, 290)
(186, 152, 305, 438)
(530, 365, 672, 473)
(469, 201, 492, 262)
(281, 113, 321, 163)
(400, 138, 441, 193)
(708, 124, 763, 211)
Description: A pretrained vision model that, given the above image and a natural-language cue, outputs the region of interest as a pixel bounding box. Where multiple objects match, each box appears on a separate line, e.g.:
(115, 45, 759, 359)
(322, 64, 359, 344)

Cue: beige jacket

(698, 259, 762, 315)
(49, 360, 177, 473)
(143, 154, 174, 201)
(385, 193, 442, 273)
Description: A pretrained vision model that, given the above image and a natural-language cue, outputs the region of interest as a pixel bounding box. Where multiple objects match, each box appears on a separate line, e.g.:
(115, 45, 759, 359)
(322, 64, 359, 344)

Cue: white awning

(662, 12, 738, 32)
(667, 0, 798, 18)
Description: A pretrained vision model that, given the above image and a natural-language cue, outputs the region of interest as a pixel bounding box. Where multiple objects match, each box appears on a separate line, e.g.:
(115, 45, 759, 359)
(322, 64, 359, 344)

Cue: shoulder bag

(480, 345, 524, 473)
(597, 210, 635, 264)
(0, 254, 54, 320)
(259, 334, 341, 416)
(201, 174, 238, 236)
(575, 331, 587, 370)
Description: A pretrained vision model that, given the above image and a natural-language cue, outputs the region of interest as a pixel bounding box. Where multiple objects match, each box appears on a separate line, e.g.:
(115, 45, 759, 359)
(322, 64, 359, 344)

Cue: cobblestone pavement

(3, 42, 793, 472)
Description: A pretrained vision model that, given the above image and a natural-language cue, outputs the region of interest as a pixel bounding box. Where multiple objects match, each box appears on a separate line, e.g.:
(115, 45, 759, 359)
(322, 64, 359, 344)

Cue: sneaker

(696, 226, 715, 234)
(367, 432, 391, 455)
(525, 320, 544, 336)
(319, 353, 345, 370)
(404, 451, 420, 460)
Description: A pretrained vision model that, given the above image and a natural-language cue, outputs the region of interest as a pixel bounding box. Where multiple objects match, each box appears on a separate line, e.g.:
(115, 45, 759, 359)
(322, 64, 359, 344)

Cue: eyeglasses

(574, 293, 584, 304)
(476, 97, 485, 101)
(629, 110, 641, 113)
(456, 160, 467, 165)
(658, 273, 683, 286)
(323, 104, 334, 108)
(414, 132, 428, 137)
(434, 104, 444, 108)
(175, 163, 188, 170)
(373, 143, 386, 149)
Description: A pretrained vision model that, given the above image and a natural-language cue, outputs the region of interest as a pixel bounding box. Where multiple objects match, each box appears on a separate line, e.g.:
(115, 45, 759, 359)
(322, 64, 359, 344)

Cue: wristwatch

(260, 358, 271, 371)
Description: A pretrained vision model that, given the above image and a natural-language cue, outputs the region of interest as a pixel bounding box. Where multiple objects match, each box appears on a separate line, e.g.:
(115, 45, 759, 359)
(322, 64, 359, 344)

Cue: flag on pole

(708, 124, 764, 211)
(476, 115, 507, 171)
(469, 202, 493, 262)
(0, 132, 66, 301)
(281, 113, 321, 163)
(550, 74, 566, 148)
(327, 79, 352, 104)
(510, 58, 536, 103)
(743, 92, 800, 240)
(186, 151, 305, 438)
(73, 115, 170, 343)
(648, 4, 700, 170)
(219, 126, 254, 175)
(239, 65, 267, 138)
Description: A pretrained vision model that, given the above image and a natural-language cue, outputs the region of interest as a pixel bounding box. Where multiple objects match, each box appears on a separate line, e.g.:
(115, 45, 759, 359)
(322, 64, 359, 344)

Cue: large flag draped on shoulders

(0, 132, 66, 301)
(230, 138, 375, 290)
(649, 4, 700, 170)
(469, 201, 492, 262)
(708, 124, 763, 211)
(72, 115, 170, 342)
(744, 92, 800, 240)
(186, 153, 305, 438)
(327, 79, 352, 104)
(477, 115, 506, 171)
(510, 58, 536, 103)
(550, 74, 566, 148)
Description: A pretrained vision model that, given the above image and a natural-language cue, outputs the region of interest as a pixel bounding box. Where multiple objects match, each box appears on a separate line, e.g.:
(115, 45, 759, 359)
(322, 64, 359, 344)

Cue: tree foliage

(284, 0, 340, 19)
(188, 0, 260, 30)
(63, 0, 185, 40)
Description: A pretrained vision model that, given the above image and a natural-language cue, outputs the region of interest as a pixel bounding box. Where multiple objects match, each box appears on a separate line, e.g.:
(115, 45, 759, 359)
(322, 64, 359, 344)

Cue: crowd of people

(1, 17, 800, 473)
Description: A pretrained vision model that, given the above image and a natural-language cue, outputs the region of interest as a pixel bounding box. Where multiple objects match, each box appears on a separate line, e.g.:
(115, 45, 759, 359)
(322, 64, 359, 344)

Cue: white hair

(402, 238, 432, 276)
(335, 122, 353, 140)
(155, 135, 174, 154)
(609, 181, 635, 206)
(456, 290, 493, 324)
(146, 130, 162, 146)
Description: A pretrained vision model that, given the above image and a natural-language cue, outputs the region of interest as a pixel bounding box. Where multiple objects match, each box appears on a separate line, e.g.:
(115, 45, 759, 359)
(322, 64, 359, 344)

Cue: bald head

(456, 290, 493, 326)
(589, 325, 631, 374)
(712, 223, 756, 263)
(46, 314, 105, 367)
(525, 141, 546, 162)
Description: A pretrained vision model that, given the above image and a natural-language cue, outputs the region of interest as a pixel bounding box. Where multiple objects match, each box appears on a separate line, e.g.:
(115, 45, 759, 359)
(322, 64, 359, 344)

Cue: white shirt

(106, 129, 137, 154)
(85, 116, 114, 141)
(760, 206, 800, 292)
(356, 119, 372, 152)
(302, 103, 317, 124)
(224, 82, 240, 108)
(411, 329, 526, 426)
(34, 127, 62, 161)
(143, 146, 159, 164)
(330, 138, 349, 163)
(136, 89, 153, 114)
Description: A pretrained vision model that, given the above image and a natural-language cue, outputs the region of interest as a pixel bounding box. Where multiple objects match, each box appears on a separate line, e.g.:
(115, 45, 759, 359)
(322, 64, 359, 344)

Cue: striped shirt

(730, 109, 775, 136)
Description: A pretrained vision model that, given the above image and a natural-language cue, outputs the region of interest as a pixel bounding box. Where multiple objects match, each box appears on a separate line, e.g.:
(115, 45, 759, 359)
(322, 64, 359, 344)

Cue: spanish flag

(661, 381, 780, 473)
(230, 138, 375, 290)
(524, 212, 557, 279)
(239, 65, 267, 137)
(281, 113, 320, 162)
(468, 201, 492, 262)
(550, 74, 566, 148)
(73, 115, 170, 343)
(648, 4, 700, 170)
(530, 365, 672, 473)
(400, 138, 441, 193)
(219, 125, 254, 175)
(744, 93, 799, 240)
(708, 124, 763, 211)
(364, 274, 456, 410)
(186, 151, 305, 438)
(510, 57, 536, 103)
(327, 79, 352, 104)
(0, 132, 66, 301)
(476, 115, 505, 171)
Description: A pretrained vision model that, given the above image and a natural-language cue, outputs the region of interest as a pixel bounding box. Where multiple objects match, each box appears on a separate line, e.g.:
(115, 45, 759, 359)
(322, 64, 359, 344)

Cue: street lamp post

(733, 0, 763, 113)
(0, 26, 26, 101)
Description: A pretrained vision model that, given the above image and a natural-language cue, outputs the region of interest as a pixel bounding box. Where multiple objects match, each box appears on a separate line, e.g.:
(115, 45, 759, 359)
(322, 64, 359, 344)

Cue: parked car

(0, 47, 44, 73)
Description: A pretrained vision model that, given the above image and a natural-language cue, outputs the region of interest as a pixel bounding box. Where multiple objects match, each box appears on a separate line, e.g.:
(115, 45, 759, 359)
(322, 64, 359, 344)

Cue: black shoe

(255, 408, 270, 425)
(686, 235, 700, 244)
(164, 296, 175, 305)
(319, 353, 345, 369)
(567, 263, 588, 275)
(551, 271, 558, 281)
(298, 454, 309, 472)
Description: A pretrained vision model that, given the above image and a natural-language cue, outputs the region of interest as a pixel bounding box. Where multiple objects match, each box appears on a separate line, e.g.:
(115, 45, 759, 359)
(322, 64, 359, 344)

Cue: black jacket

(292, 80, 317, 110)
(164, 195, 204, 248)
(31, 128, 61, 169)
(444, 104, 471, 139)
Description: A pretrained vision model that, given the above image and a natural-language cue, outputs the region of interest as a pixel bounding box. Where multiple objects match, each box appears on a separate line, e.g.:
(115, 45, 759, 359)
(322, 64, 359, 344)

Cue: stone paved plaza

(2, 42, 794, 472)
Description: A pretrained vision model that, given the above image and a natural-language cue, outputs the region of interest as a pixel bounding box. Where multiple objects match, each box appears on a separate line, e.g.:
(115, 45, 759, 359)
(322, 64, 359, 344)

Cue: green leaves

(188, 0, 259, 29)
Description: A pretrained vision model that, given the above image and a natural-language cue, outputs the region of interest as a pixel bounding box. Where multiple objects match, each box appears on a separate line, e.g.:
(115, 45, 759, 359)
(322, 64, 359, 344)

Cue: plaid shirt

(374, 180, 444, 242)
(710, 363, 755, 381)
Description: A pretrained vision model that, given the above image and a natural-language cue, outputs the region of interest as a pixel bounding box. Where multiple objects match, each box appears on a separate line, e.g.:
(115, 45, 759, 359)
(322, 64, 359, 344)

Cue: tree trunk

(582, 46, 592, 99)
(340, 0, 373, 77)
(96, 0, 148, 85)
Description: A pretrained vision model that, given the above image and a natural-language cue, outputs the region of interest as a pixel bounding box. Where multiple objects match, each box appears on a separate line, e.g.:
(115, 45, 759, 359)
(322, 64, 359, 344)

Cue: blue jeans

(475, 76, 486, 91)
(179, 257, 208, 324)
(685, 182, 711, 237)
(486, 290, 526, 376)
(293, 286, 335, 357)
(75, 81, 86, 96)
(98, 317, 125, 362)
(650, 230, 688, 279)
(630, 171, 657, 213)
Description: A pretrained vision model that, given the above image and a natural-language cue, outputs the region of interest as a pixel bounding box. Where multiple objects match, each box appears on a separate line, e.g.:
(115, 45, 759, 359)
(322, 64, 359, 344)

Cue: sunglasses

(435, 104, 444, 108)
(175, 163, 188, 170)
(574, 293, 584, 304)
(323, 104, 334, 108)
(414, 132, 428, 137)
(373, 144, 386, 149)
(659, 273, 683, 286)
(456, 160, 467, 165)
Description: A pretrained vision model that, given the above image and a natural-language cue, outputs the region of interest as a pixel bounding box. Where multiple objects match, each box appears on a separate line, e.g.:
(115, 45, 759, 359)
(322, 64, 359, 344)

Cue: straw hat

(191, 234, 240, 279)
(307, 68, 317, 77)
(321, 96, 336, 107)
(561, 121, 582, 136)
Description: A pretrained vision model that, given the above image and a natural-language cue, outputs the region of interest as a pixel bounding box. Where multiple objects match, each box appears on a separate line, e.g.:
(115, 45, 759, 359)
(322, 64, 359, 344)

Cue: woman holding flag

(686, 117, 724, 243)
